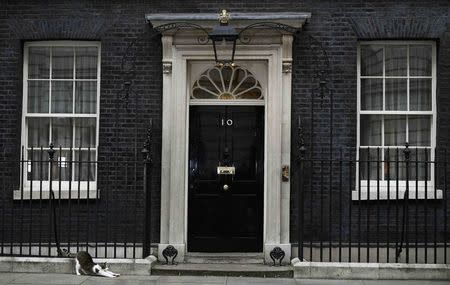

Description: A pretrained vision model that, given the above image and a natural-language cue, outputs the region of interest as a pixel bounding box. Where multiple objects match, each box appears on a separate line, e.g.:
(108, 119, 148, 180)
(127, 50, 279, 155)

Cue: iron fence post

(404, 142, 410, 263)
(47, 143, 62, 256)
(297, 116, 306, 261)
(397, 142, 410, 261)
(142, 121, 153, 258)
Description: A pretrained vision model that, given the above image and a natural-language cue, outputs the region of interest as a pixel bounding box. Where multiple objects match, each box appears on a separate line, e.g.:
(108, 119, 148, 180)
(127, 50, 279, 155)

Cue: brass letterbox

(217, 166, 235, 175)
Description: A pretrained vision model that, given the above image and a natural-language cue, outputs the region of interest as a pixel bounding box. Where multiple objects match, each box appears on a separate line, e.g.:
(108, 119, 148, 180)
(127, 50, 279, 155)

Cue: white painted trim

(189, 100, 265, 106)
(280, 35, 293, 245)
(24, 41, 101, 47)
(360, 111, 434, 115)
(159, 35, 173, 245)
(351, 187, 442, 200)
(356, 41, 437, 200)
(13, 188, 99, 200)
(21, 41, 101, 198)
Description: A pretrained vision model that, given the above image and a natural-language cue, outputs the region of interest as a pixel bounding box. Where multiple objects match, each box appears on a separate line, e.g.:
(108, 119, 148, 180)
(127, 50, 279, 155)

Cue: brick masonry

(0, 0, 449, 258)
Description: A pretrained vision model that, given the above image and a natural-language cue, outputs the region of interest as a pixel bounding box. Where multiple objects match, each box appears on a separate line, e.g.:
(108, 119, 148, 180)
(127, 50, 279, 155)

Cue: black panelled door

(188, 106, 264, 252)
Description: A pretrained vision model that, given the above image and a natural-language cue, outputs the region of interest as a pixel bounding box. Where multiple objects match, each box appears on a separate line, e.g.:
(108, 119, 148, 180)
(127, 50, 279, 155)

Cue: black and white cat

(61, 249, 120, 278)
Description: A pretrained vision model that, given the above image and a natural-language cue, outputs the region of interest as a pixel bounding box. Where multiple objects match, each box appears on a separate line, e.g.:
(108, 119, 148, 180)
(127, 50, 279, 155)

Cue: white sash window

(18, 41, 101, 199)
(356, 41, 440, 200)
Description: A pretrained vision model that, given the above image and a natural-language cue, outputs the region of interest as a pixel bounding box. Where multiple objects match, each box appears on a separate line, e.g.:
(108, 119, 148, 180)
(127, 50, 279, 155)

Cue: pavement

(0, 273, 449, 285)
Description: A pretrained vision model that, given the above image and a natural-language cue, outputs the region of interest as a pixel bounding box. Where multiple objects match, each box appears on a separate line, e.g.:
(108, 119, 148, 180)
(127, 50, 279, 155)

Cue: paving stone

(363, 281, 450, 285)
(156, 280, 225, 285)
(296, 280, 364, 285)
(81, 275, 159, 285)
(157, 275, 226, 284)
(8, 273, 88, 284)
(227, 277, 296, 285)
(0, 273, 24, 285)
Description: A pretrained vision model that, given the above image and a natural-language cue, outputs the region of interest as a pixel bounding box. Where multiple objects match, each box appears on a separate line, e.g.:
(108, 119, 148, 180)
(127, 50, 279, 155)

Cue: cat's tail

(58, 248, 76, 258)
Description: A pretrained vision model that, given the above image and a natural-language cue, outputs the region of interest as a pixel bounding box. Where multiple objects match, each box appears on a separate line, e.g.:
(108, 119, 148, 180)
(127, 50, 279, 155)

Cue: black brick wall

(1, 0, 449, 253)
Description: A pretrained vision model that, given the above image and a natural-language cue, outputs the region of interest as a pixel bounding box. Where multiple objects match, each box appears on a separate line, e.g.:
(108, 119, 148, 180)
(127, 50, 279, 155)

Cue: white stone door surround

(146, 12, 310, 264)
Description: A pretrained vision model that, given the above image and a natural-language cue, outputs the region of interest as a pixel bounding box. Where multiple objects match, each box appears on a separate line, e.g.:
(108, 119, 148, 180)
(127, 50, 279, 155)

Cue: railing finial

(47, 143, 55, 161)
(142, 120, 153, 163)
(297, 115, 306, 161)
(403, 142, 410, 161)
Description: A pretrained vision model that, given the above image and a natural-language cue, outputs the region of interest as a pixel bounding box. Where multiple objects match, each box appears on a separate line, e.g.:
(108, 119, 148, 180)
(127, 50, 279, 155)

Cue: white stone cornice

(146, 12, 311, 34)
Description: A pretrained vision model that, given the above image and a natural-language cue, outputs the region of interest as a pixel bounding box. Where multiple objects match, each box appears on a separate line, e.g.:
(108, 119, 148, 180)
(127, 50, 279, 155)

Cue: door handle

(223, 184, 229, 191)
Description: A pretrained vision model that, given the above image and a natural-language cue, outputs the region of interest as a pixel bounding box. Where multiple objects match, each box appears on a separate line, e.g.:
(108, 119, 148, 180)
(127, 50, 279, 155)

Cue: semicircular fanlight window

(192, 65, 263, 100)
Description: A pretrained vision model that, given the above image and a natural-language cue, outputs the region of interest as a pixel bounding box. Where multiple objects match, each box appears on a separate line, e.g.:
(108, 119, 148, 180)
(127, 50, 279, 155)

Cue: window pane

(27, 150, 49, 181)
(410, 45, 432, 76)
(75, 118, 96, 148)
(28, 118, 49, 148)
(52, 47, 73, 79)
(75, 47, 98, 79)
(75, 81, 97, 113)
(384, 115, 406, 146)
(359, 148, 381, 180)
(385, 79, 407, 110)
(409, 148, 431, 181)
(410, 78, 431, 111)
(361, 45, 383, 76)
(51, 118, 73, 148)
(360, 115, 382, 146)
(51, 81, 73, 113)
(385, 45, 407, 76)
(192, 87, 216, 99)
(74, 150, 96, 181)
(384, 148, 406, 181)
(409, 115, 431, 146)
(51, 150, 72, 181)
(29, 47, 50, 79)
(361, 79, 382, 110)
(28, 81, 49, 113)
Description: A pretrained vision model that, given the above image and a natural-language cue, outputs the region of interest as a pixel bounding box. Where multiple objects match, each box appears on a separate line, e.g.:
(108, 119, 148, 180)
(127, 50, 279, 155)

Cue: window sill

(352, 187, 443, 201)
(13, 189, 100, 200)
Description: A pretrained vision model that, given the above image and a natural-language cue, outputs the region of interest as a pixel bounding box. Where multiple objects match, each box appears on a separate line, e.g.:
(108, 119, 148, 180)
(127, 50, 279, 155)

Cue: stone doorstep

(184, 252, 265, 264)
(151, 263, 293, 278)
(291, 259, 450, 280)
(0, 255, 157, 276)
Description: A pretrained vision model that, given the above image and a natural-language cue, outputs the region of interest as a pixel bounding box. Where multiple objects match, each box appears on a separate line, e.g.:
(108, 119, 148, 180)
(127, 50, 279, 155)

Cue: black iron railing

(1, 141, 448, 264)
(0, 142, 154, 259)
(295, 142, 449, 264)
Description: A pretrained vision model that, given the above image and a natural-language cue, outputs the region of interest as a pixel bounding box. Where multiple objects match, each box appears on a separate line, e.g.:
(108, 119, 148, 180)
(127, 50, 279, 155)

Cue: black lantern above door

(209, 10, 239, 66)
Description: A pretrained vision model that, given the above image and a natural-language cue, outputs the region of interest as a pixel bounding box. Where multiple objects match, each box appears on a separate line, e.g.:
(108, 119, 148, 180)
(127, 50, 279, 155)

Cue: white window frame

(16, 41, 101, 200)
(354, 40, 442, 200)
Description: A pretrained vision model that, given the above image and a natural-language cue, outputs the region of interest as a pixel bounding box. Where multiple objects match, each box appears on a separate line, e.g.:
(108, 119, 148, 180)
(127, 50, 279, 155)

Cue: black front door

(188, 106, 264, 252)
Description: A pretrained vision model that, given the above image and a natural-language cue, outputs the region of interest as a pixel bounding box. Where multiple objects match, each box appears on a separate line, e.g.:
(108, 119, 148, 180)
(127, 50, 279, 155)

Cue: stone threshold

(184, 252, 265, 264)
